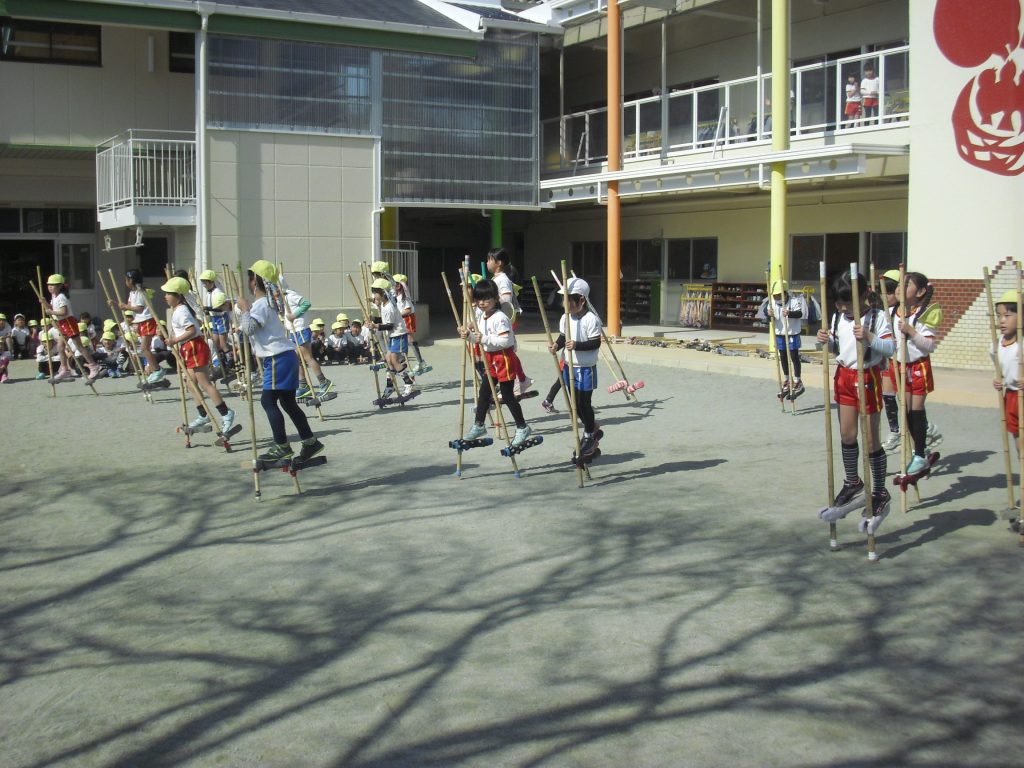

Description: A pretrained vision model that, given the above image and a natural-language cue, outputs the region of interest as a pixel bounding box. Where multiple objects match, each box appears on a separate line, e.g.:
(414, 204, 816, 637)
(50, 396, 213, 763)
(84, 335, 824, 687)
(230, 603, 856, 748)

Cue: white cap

(561, 277, 590, 299)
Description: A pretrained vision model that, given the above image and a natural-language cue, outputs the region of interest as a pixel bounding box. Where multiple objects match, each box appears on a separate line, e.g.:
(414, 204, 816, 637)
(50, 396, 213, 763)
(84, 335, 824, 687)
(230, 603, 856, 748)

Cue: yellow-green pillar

(380, 207, 398, 246)
(769, 0, 789, 289)
(490, 210, 503, 249)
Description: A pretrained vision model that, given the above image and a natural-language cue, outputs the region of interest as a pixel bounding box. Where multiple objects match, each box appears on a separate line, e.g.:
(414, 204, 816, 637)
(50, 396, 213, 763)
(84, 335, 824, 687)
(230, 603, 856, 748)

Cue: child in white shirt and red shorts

(817, 270, 895, 531)
(122, 269, 164, 385)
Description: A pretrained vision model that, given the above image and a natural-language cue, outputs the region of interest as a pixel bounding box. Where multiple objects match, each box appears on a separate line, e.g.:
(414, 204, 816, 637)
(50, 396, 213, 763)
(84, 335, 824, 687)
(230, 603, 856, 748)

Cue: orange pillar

(606, 0, 622, 336)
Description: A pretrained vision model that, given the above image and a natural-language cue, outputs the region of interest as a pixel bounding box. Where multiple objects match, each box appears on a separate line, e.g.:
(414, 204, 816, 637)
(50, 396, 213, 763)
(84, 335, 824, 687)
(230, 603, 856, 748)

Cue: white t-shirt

(994, 339, 1020, 391)
(861, 76, 880, 99)
(766, 294, 805, 337)
(170, 304, 198, 340)
(129, 288, 152, 321)
(381, 299, 407, 337)
(326, 333, 344, 350)
(492, 272, 521, 317)
(11, 325, 30, 344)
(894, 308, 937, 364)
(475, 307, 514, 352)
(559, 310, 602, 367)
(0, 324, 10, 340)
(396, 293, 414, 316)
(282, 289, 308, 333)
(50, 293, 72, 319)
(240, 296, 294, 358)
(830, 310, 893, 369)
(845, 82, 862, 103)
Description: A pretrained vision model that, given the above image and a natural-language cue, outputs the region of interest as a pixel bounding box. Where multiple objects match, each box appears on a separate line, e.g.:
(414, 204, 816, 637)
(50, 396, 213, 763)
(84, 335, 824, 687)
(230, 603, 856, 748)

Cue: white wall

(207, 130, 376, 312)
(907, 0, 1023, 278)
(0, 26, 194, 146)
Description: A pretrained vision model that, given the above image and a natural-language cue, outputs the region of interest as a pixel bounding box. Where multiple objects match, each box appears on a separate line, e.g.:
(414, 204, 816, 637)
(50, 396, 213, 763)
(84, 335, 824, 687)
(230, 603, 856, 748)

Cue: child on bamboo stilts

(760, 279, 807, 400)
(280, 280, 332, 400)
(879, 270, 903, 451)
(122, 269, 164, 384)
(816, 271, 895, 528)
(487, 248, 533, 397)
(44, 273, 102, 382)
(459, 278, 532, 447)
(993, 291, 1020, 470)
(236, 260, 323, 464)
(368, 278, 416, 398)
(894, 272, 942, 474)
(550, 277, 603, 459)
(393, 274, 427, 374)
(162, 276, 238, 434)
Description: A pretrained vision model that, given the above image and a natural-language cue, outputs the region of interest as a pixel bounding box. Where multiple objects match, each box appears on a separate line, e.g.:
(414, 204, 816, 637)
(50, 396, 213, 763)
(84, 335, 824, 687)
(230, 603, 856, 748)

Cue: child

(200, 275, 233, 370)
(816, 270, 895, 530)
(44, 273, 102, 382)
(392, 274, 428, 373)
(162, 276, 237, 434)
(10, 314, 31, 359)
(369, 278, 416, 398)
(121, 269, 163, 383)
(879, 269, 902, 450)
(309, 318, 327, 365)
(844, 73, 862, 125)
(486, 248, 533, 396)
(326, 321, 346, 364)
(344, 319, 370, 364)
(861, 66, 880, 121)
(759, 280, 807, 400)
(35, 322, 60, 379)
(0, 350, 8, 383)
(0, 313, 11, 355)
(280, 279, 332, 400)
(894, 272, 942, 474)
(236, 260, 322, 463)
(459, 278, 532, 447)
(549, 277, 603, 459)
(993, 291, 1021, 461)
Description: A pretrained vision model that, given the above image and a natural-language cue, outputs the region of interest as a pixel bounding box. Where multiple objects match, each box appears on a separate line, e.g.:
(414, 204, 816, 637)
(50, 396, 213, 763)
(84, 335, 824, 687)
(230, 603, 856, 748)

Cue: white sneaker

(147, 369, 165, 384)
(882, 432, 901, 452)
(906, 454, 929, 475)
(464, 423, 487, 440)
(926, 422, 942, 447)
(515, 377, 534, 396)
(401, 383, 414, 397)
(222, 408, 235, 432)
(511, 425, 532, 447)
(188, 414, 211, 430)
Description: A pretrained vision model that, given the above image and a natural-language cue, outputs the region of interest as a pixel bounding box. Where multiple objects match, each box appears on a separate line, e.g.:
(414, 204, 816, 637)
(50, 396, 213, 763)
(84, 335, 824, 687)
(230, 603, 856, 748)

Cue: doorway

(0, 239, 54, 317)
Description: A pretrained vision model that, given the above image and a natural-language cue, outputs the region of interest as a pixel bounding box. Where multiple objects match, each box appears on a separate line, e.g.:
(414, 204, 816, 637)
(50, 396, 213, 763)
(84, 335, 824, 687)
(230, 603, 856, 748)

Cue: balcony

(96, 130, 197, 231)
(542, 46, 909, 173)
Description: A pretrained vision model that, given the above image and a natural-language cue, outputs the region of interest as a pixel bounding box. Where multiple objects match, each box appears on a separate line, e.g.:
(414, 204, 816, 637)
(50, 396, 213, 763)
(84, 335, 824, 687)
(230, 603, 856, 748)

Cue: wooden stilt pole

(850, 265, 878, 562)
(561, 261, 584, 488)
(229, 267, 262, 500)
(766, 270, 786, 412)
(33, 268, 56, 398)
(820, 262, 838, 551)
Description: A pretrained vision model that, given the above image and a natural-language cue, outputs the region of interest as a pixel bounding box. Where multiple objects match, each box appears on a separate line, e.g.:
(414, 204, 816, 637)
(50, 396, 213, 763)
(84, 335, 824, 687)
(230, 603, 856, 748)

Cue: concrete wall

(207, 130, 376, 315)
(0, 27, 194, 146)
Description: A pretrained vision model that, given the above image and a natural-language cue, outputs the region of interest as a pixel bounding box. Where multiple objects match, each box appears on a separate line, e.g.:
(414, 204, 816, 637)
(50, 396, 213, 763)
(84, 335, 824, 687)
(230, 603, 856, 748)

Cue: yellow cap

(882, 269, 901, 283)
(392, 273, 408, 284)
(210, 289, 227, 308)
(46, 273, 65, 285)
(331, 321, 344, 330)
(249, 259, 278, 283)
(199, 269, 217, 282)
(101, 331, 116, 341)
(28, 319, 38, 326)
(77, 321, 87, 331)
(997, 290, 1019, 307)
(336, 313, 349, 322)
(0, 313, 6, 320)
(103, 319, 117, 330)
(371, 278, 390, 291)
(159, 319, 167, 326)
(371, 261, 389, 273)
(124, 332, 137, 343)
(124, 309, 135, 316)
(161, 276, 191, 295)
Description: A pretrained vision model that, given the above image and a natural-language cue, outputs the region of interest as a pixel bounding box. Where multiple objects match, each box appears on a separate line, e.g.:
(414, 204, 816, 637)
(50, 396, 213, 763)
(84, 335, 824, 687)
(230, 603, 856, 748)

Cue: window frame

(0, 17, 101, 67)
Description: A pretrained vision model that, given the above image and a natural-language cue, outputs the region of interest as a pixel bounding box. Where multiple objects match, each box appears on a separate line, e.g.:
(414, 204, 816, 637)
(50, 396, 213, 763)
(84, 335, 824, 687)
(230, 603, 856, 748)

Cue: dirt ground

(1, 342, 1021, 767)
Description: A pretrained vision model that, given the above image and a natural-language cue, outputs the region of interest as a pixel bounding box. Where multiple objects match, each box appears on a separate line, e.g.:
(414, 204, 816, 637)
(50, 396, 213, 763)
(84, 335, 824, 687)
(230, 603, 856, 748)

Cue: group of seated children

(308, 313, 373, 366)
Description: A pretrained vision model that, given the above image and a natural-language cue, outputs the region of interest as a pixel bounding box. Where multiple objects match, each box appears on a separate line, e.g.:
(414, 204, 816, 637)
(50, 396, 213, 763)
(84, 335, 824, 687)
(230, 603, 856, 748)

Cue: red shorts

(1006, 390, 1019, 436)
(404, 313, 417, 334)
(903, 357, 935, 396)
(883, 362, 897, 389)
(136, 318, 158, 337)
(57, 316, 78, 339)
(834, 365, 883, 413)
(181, 338, 211, 369)
(484, 349, 520, 383)
(845, 102, 862, 116)
(863, 97, 879, 107)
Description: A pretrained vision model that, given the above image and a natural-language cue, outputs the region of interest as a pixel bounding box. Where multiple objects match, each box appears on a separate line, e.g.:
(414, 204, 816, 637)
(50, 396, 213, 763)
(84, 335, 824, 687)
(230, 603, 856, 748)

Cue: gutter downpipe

(195, 9, 210, 275)
(769, 0, 788, 289)
(606, 0, 622, 336)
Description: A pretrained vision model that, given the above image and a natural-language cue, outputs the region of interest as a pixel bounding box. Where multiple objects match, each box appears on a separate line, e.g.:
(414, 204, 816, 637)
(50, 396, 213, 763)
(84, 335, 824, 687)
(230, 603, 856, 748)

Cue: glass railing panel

(637, 99, 662, 155)
(667, 92, 694, 150)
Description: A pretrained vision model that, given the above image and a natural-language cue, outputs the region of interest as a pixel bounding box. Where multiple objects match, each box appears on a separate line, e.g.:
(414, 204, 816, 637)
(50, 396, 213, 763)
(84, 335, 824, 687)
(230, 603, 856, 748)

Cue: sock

(841, 441, 859, 484)
(216, 402, 228, 416)
(869, 448, 887, 495)
(402, 373, 412, 385)
(318, 373, 327, 384)
(909, 409, 927, 457)
(197, 405, 207, 417)
(883, 394, 900, 433)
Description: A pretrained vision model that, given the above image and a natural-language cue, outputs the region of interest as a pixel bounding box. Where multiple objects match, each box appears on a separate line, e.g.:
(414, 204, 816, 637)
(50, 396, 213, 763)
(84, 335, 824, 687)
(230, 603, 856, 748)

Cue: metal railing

(542, 46, 909, 171)
(96, 130, 197, 213)
(381, 240, 419, 301)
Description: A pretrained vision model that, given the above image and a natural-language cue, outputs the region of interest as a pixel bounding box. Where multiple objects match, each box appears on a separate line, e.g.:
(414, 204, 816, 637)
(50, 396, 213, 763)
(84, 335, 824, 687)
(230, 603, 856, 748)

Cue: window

(59, 208, 95, 234)
(869, 232, 906, 272)
(137, 237, 169, 281)
(169, 31, 194, 74)
(22, 209, 58, 233)
(60, 243, 93, 290)
(0, 208, 19, 233)
(666, 238, 718, 281)
(0, 18, 101, 66)
(791, 233, 859, 282)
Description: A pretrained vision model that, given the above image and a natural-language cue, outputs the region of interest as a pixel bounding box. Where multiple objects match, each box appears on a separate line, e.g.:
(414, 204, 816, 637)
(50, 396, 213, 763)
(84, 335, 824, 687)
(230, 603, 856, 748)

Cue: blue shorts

(263, 350, 299, 391)
(388, 335, 409, 355)
(775, 334, 801, 352)
(562, 364, 597, 392)
(210, 315, 227, 335)
(290, 327, 312, 346)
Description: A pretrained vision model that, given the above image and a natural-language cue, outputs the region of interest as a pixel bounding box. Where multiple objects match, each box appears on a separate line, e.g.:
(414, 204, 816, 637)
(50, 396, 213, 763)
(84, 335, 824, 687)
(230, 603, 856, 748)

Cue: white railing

(542, 46, 909, 171)
(381, 240, 419, 301)
(96, 130, 197, 213)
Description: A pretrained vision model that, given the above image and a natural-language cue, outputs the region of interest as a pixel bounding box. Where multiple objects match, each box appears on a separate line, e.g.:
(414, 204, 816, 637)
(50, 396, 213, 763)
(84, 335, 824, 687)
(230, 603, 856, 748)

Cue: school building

(0, 0, 1020, 369)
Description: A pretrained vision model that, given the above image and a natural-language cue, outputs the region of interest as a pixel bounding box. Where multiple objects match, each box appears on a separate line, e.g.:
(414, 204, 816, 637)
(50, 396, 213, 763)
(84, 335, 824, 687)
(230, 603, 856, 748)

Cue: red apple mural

(935, 0, 1024, 175)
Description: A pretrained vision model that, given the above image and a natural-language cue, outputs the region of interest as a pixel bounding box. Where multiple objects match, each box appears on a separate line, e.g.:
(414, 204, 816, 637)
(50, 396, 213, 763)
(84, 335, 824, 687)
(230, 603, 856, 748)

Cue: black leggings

(475, 378, 525, 429)
(574, 388, 597, 433)
(779, 347, 802, 380)
(261, 388, 313, 445)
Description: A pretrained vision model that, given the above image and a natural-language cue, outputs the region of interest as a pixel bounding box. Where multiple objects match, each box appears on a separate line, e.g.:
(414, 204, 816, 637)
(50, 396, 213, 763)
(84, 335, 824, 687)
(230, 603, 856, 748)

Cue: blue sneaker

(906, 454, 929, 475)
(296, 384, 312, 399)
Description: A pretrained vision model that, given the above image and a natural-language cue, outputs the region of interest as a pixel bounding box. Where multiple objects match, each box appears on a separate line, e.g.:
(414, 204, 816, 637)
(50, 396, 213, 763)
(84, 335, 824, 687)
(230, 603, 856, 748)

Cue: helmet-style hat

(46, 273, 65, 285)
(882, 269, 901, 283)
(161, 276, 191, 295)
(331, 321, 344, 330)
(249, 260, 278, 284)
(997, 290, 1019, 307)
(371, 278, 391, 291)
(336, 313, 349, 322)
(371, 261, 389, 274)
(199, 269, 217, 282)
(561, 277, 590, 299)
(210, 289, 227, 308)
